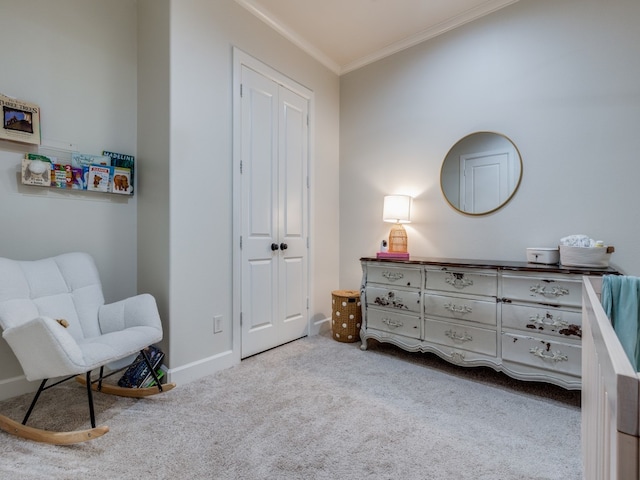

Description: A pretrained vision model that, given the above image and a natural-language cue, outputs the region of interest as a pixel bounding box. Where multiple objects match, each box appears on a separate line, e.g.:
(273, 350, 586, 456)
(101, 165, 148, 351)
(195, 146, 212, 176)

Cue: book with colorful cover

(21, 158, 50, 186)
(118, 346, 165, 388)
(1, 93, 41, 145)
(111, 166, 132, 195)
(51, 164, 71, 188)
(21, 153, 53, 186)
(103, 150, 134, 195)
(71, 152, 111, 169)
(141, 366, 166, 388)
(70, 166, 85, 190)
(87, 165, 112, 192)
(26, 153, 57, 163)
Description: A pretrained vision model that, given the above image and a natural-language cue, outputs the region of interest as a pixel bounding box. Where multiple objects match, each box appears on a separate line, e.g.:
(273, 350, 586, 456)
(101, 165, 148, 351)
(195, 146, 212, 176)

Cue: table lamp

(383, 195, 412, 253)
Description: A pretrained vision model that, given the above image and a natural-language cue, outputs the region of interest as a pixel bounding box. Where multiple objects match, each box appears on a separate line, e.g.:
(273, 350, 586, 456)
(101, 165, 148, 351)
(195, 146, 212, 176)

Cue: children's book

(21, 154, 52, 186)
(103, 150, 134, 195)
(118, 346, 165, 388)
(51, 164, 70, 188)
(70, 167, 85, 189)
(111, 167, 132, 195)
(87, 165, 112, 192)
(1, 93, 41, 145)
(71, 152, 111, 169)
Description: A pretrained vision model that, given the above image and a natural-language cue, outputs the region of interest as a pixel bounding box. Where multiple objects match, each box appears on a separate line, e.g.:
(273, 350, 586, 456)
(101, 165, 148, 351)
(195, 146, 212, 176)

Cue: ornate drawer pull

(445, 329, 472, 343)
(529, 284, 569, 298)
(382, 271, 404, 282)
(382, 318, 403, 328)
(445, 272, 474, 289)
(444, 302, 472, 314)
(528, 313, 568, 328)
(529, 346, 568, 363)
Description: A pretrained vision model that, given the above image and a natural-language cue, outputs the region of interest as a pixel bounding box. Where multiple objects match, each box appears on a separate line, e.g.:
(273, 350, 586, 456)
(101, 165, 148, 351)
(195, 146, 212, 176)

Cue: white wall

(0, 0, 340, 397)
(138, 0, 341, 380)
(137, 0, 171, 361)
(339, 0, 640, 288)
(0, 0, 138, 396)
(11, 0, 634, 398)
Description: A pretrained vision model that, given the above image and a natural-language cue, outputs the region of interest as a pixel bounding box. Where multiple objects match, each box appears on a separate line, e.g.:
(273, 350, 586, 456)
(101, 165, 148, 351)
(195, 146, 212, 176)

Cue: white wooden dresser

(360, 256, 619, 389)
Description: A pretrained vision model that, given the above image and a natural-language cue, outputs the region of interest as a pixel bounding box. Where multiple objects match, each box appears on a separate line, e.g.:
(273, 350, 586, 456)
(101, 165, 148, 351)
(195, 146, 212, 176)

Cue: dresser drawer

(367, 308, 421, 339)
(424, 293, 497, 326)
(366, 264, 422, 289)
(502, 303, 582, 340)
(366, 286, 421, 314)
(426, 268, 497, 297)
(501, 332, 580, 377)
(425, 319, 497, 356)
(501, 274, 582, 307)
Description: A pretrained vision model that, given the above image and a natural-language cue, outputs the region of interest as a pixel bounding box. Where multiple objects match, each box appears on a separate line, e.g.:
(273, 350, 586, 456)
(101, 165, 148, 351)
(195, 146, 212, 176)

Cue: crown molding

(341, 0, 520, 74)
(236, 0, 520, 76)
(235, 0, 341, 75)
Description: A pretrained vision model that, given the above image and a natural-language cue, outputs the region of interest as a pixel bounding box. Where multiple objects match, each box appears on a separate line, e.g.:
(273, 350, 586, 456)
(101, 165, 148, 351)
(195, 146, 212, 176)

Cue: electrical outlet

(214, 315, 223, 334)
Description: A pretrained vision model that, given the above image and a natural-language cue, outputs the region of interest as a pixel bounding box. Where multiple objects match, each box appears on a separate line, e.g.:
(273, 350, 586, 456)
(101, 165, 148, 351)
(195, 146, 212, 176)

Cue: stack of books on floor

(118, 346, 165, 388)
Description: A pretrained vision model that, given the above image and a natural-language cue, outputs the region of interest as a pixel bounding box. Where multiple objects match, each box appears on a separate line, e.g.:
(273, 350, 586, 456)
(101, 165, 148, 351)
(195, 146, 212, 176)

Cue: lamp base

(388, 223, 408, 253)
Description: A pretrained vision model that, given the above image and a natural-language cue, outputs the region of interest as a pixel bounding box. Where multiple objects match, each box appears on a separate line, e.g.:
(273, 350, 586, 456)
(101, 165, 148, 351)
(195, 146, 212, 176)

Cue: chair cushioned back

(0, 253, 104, 340)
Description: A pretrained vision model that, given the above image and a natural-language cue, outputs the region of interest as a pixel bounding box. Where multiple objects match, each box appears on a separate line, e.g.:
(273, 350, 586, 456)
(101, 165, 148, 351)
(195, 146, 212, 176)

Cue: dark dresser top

(360, 256, 621, 276)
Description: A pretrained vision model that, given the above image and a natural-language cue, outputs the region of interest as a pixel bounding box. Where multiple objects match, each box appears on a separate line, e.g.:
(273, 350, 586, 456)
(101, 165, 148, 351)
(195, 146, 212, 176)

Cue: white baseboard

(166, 349, 236, 385)
(166, 319, 330, 386)
(0, 375, 38, 402)
(1, 322, 333, 401)
(310, 316, 330, 336)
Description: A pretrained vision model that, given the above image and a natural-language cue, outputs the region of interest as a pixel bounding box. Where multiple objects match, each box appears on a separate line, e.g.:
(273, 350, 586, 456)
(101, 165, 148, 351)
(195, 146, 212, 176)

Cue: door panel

(241, 65, 279, 358)
(278, 85, 308, 343)
(240, 64, 309, 358)
(283, 256, 304, 322)
(247, 259, 277, 331)
(281, 89, 305, 239)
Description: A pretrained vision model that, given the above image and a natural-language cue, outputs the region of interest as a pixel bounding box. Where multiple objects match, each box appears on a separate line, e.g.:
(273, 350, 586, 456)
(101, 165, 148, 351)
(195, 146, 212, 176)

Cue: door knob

(271, 243, 279, 251)
(280, 243, 288, 250)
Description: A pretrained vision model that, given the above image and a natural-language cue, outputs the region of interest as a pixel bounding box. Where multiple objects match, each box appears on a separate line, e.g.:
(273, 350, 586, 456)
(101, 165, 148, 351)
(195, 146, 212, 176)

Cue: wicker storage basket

(331, 290, 362, 343)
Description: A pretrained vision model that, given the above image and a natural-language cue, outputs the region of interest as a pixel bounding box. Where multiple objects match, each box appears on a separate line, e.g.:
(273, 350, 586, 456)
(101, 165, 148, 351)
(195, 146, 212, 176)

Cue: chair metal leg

(140, 349, 163, 392)
(22, 379, 48, 425)
(1, 373, 109, 445)
(86, 371, 96, 428)
(97, 366, 105, 392)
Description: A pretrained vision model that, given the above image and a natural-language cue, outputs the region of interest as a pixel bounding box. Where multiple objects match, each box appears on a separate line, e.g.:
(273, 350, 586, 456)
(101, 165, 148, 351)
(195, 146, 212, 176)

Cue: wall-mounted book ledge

(21, 150, 134, 196)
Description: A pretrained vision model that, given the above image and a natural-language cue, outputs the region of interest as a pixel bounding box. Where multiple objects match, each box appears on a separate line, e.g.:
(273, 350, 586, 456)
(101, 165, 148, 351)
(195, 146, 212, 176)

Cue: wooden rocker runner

(0, 252, 175, 445)
(75, 373, 176, 398)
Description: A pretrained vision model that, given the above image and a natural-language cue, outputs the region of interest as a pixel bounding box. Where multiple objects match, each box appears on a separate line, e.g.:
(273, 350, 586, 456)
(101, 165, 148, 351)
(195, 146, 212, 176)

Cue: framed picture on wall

(0, 93, 41, 145)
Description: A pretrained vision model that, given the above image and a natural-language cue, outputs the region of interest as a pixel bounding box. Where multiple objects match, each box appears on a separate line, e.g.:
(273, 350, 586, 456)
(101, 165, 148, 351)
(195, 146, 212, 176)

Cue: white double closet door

(237, 55, 310, 359)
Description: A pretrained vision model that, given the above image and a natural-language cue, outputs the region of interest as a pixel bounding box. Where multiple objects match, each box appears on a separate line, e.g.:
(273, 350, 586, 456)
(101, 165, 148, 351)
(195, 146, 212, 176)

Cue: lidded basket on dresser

(331, 290, 362, 343)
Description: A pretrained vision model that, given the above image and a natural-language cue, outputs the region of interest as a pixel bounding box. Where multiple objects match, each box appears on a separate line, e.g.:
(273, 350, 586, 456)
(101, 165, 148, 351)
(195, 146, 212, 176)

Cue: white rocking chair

(0, 252, 175, 444)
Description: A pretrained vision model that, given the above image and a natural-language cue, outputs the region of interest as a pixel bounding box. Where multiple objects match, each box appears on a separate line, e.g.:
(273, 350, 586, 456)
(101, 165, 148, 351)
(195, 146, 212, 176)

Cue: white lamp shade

(383, 195, 412, 223)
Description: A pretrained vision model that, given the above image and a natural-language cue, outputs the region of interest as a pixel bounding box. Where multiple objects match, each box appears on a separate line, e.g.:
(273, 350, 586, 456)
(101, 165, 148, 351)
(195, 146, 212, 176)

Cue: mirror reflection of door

(441, 132, 522, 215)
(460, 150, 509, 214)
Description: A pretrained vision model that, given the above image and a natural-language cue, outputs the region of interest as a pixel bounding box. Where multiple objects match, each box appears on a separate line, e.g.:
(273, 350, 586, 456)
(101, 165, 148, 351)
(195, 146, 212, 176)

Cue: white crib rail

(582, 276, 640, 480)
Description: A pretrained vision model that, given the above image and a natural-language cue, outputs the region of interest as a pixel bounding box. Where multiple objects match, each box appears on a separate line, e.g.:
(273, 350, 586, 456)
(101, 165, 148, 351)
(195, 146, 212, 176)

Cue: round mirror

(440, 132, 522, 215)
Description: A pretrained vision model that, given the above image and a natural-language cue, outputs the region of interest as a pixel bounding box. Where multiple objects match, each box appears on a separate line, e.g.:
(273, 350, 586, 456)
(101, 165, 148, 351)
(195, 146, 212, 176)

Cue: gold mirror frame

(440, 131, 523, 215)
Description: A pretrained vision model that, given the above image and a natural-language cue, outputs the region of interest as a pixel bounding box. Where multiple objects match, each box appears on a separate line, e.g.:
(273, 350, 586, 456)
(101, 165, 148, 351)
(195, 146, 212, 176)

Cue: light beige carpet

(0, 333, 581, 479)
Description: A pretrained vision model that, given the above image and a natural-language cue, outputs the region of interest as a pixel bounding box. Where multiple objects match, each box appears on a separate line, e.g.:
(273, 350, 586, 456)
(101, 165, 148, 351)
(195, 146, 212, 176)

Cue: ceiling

(235, 0, 520, 75)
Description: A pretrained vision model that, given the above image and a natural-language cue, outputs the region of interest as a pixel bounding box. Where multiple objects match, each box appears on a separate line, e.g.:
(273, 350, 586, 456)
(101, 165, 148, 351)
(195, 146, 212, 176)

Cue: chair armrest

(98, 294, 162, 334)
(2, 317, 85, 381)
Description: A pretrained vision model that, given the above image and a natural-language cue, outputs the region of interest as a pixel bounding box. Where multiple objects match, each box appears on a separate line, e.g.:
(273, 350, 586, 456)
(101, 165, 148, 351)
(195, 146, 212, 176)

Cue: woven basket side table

(331, 290, 362, 343)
